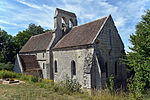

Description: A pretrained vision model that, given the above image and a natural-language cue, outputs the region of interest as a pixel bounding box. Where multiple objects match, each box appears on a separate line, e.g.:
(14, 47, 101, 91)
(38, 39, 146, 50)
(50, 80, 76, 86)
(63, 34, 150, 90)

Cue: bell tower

(53, 8, 77, 41)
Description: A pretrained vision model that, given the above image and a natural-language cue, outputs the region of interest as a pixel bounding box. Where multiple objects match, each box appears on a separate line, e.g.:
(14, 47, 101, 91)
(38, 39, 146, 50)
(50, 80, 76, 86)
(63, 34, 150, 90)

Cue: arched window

(115, 61, 117, 76)
(61, 17, 66, 32)
(54, 60, 57, 73)
(105, 62, 108, 78)
(71, 60, 76, 75)
(69, 19, 73, 28)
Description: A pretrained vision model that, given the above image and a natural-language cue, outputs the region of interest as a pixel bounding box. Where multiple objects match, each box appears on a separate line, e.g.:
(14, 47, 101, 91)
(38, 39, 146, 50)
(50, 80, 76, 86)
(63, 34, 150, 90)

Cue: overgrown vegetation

(0, 70, 127, 100)
(0, 70, 150, 100)
(106, 75, 115, 94)
(0, 70, 82, 95)
(124, 10, 150, 99)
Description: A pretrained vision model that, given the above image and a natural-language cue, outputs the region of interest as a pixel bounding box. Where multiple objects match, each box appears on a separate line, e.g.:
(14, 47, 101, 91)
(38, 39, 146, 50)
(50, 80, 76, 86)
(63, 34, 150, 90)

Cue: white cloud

(114, 17, 127, 28)
(16, 0, 42, 9)
(0, 0, 150, 51)
(0, 20, 18, 26)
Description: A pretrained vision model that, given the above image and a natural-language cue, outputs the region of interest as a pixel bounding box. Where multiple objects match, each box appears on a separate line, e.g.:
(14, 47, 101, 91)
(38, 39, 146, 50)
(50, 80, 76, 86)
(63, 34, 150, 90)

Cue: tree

(14, 23, 47, 52)
(125, 10, 150, 99)
(27, 23, 45, 35)
(0, 29, 16, 64)
(0, 24, 52, 70)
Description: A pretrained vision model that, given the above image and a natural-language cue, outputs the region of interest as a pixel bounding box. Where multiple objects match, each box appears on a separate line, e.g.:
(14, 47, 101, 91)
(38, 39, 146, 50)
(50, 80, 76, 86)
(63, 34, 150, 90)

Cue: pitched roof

(19, 55, 41, 71)
(20, 31, 53, 53)
(53, 16, 108, 49)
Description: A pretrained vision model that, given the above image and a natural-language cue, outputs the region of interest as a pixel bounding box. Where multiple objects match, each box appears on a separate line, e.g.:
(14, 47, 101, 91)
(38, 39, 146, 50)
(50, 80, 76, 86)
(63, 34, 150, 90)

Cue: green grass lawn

(0, 82, 128, 100)
(0, 70, 149, 100)
(0, 83, 78, 100)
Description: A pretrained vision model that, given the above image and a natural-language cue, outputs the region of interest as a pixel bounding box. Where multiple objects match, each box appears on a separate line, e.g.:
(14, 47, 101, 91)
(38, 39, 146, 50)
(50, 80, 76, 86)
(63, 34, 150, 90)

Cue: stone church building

(14, 8, 127, 89)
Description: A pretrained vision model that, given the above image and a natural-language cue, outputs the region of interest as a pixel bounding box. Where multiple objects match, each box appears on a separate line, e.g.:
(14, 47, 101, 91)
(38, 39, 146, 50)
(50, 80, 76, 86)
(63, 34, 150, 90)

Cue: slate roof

(20, 31, 53, 53)
(19, 55, 41, 71)
(53, 16, 108, 49)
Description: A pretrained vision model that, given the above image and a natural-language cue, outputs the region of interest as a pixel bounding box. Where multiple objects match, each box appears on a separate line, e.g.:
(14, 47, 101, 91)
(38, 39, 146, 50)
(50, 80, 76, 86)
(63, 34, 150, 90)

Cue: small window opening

(115, 61, 118, 76)
(109, 50, 111, 56)
(61, 17, 66, 32)
(43, 53, 44, 58)
(43, 63, 45, 69)
(55, 60, 57, 73)
(69, 19, 73, 28)
(71, 60, 76, 75)
(105, 62, 108, 78)
(109, 29, 112, 47)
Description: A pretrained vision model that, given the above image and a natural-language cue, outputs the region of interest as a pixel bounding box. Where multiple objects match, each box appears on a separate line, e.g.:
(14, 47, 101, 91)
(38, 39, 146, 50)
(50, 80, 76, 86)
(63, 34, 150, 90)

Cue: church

(14, 8, 127, 89)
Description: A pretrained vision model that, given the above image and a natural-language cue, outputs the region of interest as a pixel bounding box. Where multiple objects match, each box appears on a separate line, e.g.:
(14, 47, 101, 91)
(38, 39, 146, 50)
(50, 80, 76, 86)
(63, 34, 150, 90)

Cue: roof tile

(20, 31, 53, 53)
(53, 16, 108, 49)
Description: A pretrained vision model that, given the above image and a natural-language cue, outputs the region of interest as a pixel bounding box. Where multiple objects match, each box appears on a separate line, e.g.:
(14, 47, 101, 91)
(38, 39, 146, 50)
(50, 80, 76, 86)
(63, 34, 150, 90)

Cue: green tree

(14, 23, 48, 52)
(27, 23, 44, 35)
(0, 29, 16, 64)
(125, 10, 150, 99)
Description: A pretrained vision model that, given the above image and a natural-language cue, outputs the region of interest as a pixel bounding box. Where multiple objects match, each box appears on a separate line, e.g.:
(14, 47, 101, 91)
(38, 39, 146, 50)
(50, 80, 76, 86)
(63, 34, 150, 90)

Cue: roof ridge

(74, 15, 108, 28)
(92, 14, 110, 43)
(32, 31, 52, 37)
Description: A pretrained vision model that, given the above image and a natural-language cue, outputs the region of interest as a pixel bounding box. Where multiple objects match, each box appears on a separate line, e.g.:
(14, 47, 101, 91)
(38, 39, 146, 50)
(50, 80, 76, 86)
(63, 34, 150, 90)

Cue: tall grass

(0, 70, 149, 100)
(0, 70, 82, 95)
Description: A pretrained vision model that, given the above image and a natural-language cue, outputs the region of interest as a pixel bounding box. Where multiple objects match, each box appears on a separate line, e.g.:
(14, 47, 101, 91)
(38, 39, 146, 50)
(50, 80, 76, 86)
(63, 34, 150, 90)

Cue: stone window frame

(71, 60, 76, 75)
(54, 60, 57, 73)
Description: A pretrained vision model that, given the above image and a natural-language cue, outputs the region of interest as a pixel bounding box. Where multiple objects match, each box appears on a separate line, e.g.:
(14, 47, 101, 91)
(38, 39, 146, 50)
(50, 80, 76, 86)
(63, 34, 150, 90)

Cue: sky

(0, 0, 150, 52)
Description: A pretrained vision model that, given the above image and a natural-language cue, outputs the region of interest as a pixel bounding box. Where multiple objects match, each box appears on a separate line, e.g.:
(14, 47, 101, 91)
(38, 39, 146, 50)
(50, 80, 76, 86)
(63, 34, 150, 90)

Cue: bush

(0, 70, 38, 83)
(0, 62, 13, 71)
(0, 71, 82, 95)
(106, 75, 115, 94)
(0, 70, 19, 79)
(59, 75, 82, 94)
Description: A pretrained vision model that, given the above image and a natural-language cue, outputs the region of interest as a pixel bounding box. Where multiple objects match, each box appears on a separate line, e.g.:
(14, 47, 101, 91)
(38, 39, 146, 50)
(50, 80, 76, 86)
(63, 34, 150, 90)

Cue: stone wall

(15, 51, 50, 79)
(53, 47, 94, 88)
(13, 54, 24, 73)
(36, 51, 51, 79)
(93, 15, 127, 88)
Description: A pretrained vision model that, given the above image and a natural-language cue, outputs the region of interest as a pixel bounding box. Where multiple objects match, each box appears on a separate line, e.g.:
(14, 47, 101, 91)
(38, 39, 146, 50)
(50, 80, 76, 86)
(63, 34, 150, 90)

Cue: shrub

(106, 75, 115, 94)
(0, 62, 13, 71)
(0, 70, 19, 79)
(59, 75, 82, 94)
(0, 70, 38, 83)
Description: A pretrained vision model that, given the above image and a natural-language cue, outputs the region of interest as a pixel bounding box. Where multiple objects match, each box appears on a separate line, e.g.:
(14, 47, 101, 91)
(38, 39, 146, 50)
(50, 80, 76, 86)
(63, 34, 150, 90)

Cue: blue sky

(0, 0, 150, 51)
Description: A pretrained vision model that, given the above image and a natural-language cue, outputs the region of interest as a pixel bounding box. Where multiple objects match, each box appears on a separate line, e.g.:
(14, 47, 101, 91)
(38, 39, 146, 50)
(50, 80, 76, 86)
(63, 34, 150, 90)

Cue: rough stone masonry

(14, 8, 127, 89)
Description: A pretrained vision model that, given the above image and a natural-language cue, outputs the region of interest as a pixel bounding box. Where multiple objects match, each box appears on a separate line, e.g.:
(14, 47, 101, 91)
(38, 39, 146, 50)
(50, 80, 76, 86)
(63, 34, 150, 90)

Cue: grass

(0, 70, 149, 100)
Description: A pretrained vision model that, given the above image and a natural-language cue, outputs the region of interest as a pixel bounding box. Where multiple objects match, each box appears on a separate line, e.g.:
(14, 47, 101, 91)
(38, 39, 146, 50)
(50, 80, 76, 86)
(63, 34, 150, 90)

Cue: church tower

(53, 8, 77, 42)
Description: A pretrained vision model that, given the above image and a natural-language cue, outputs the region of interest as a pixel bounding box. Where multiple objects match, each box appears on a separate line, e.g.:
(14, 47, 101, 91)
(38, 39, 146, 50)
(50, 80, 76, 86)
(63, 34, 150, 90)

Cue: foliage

(14, 23, 46, 51)
(124, 10, 150, 99)
(0, 70, 150, 100)
(0, 70, 81, 94)
(106, 75, 115, 94)
(0, 24, 52, 69)
(59, 75, 82, 94)
(0, 62, 13, 71)
(0, 29, 17, 64)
